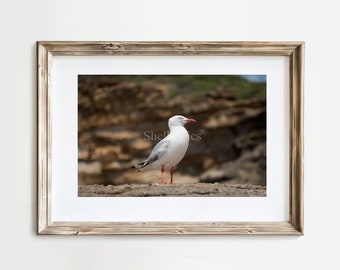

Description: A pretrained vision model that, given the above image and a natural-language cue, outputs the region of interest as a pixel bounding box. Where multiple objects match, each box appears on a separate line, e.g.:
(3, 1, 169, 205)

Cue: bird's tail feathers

(131, 161, 147, 172)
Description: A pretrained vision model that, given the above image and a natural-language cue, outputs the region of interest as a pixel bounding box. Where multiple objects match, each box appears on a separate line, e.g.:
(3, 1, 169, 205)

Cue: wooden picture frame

(37, 41, 304, 235)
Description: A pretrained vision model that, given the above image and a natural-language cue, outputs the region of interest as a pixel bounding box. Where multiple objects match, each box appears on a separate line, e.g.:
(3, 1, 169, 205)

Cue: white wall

(1, 0, 339, 269)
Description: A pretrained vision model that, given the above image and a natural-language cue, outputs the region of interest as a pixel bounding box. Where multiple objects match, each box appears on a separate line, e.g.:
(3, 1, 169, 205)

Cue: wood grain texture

(37, 43, 49, 233)
(289, 43, 304, 234)
(37, 41, 302, 56)
(37, 41, 304, 235)
(39, 222, 301, 235)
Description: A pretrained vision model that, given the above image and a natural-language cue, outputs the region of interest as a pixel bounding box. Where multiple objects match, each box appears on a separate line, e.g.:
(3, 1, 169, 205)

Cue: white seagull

(131, 115, 197, 184)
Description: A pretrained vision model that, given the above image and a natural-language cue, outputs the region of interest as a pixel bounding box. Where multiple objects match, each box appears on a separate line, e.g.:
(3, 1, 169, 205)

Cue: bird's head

(168, 115, 197, 127)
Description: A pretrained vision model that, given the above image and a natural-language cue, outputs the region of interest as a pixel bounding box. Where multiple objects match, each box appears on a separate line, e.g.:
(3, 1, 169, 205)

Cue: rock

(103, 161, 121, 170)
(199, 168, 237, 183)
(78, 161, 102, 175)
(93, 130, 139, 142)
(130, 139, 151, 151)
(78, 183, 266, 197)
(78, 148, 90, 160)
(202, 157, 214, 170)
(92, 145, 122, 163)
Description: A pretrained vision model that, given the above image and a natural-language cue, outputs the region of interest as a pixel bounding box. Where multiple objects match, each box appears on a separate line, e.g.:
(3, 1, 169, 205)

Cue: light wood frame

(37, 41, 304, 235)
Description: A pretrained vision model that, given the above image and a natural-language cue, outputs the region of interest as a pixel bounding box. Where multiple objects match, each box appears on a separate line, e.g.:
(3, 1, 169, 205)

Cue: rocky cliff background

(78, 75, 266, 190)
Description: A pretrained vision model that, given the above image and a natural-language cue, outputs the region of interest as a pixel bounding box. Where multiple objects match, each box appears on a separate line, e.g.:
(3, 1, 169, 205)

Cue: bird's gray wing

(131, 139, 170, 170)
(144, 139, 170, 166)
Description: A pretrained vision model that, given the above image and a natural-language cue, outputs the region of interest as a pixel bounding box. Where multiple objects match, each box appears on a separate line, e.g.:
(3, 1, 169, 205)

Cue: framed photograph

(37, 41, 304, 235)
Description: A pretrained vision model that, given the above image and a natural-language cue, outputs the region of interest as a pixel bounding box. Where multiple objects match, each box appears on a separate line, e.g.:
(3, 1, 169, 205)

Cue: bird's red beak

(186, 118, 197, 123)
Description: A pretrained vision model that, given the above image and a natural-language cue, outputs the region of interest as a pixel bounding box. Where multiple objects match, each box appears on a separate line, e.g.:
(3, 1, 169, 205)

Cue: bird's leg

(159, 165, 165, 184)
(170, 166, 174, 184)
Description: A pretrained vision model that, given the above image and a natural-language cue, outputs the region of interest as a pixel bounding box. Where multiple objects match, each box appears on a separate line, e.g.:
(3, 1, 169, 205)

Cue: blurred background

(78, 75, 266, 187)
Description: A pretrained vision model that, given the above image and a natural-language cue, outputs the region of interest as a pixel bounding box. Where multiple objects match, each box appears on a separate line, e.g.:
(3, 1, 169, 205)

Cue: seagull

(131, 115, 197, 184)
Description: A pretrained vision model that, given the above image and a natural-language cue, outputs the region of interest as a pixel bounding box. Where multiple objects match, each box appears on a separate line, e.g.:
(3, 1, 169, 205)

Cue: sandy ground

(78, 183, 266, 197)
